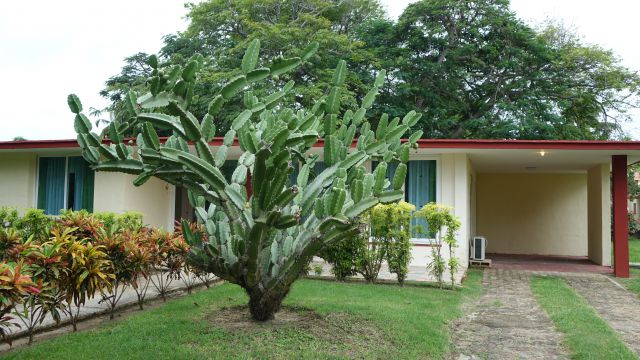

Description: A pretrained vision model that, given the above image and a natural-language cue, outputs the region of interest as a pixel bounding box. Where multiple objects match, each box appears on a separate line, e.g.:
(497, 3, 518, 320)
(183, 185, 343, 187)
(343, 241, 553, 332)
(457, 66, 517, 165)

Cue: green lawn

(630, 238, 640, 263)
(619, 268, 640, 296)
(3, 271, 482, 360)
(531, 276, 637, 360)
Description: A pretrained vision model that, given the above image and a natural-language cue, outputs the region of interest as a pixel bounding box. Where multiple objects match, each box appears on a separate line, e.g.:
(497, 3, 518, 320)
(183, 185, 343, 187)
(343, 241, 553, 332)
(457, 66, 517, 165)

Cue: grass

(619, 268, 640, 296)
(3, 270, 482, 360)
(630, 238, 640, 263)
(531, 276, 637, 360)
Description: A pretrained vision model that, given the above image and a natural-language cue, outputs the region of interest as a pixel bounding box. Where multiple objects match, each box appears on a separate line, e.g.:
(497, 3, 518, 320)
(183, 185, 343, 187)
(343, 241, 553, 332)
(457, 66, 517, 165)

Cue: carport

(420, 139, 640, 278)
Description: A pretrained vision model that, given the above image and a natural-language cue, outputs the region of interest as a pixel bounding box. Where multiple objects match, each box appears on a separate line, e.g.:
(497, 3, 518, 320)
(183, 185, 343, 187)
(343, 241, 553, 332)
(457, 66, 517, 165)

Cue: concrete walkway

(308, 258, 467, 284)
(452, 269, 569, 360)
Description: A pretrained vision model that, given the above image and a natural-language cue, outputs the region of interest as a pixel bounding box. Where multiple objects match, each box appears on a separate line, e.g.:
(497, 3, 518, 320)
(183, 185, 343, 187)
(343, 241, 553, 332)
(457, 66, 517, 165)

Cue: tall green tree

(100, 0, 384, 133)
(100, 0, 640, 140)
(390, 0, 640, 139)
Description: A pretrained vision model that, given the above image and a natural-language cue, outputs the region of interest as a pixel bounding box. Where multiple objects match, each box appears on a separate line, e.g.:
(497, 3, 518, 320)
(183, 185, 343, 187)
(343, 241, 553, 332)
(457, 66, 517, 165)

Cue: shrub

(16, 233, 69, 344)
(313, 264, 323, 276)
(371, 202, 413, 285)
(0, 207, 198, 340)
(15, 209, 52, 242)
(94, 211, 144, 232)
(0, 207, 19, 229)
(414, 203, 460, 289)
(60, 228, 114, 331)
(321, 202, 414, 284)
(319, 232, 361, 281)
(0, 262, 40, 346)
(147, 229, 187, 301)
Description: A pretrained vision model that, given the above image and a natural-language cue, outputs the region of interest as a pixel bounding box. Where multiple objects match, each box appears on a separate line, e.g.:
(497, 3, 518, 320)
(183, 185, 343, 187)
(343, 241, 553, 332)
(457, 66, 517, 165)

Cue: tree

(99, 0, 385, 133)
(388, 0, 640, 139)
(68, 40, 421, 321)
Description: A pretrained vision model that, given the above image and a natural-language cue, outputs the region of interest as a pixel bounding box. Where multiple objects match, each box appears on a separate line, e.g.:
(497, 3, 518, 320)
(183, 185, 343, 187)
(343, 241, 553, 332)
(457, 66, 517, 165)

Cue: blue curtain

(37, 157, 66, 215)
(407, 160, 436, 237)
(67, 157, 94, 211)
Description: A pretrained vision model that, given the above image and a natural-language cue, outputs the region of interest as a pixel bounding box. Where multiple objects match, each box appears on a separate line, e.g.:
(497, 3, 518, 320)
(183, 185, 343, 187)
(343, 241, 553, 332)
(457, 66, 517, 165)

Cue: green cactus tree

(68, 40, 422, 321)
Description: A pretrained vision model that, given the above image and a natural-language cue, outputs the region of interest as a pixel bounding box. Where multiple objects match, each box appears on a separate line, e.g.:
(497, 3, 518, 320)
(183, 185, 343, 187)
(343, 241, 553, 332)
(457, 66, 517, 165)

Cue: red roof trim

(2, 137, 640, 151)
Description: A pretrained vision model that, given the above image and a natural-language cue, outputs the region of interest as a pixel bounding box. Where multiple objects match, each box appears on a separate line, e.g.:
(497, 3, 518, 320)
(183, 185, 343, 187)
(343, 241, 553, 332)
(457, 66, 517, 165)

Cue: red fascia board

(2, 137, 640, 151)
(413, 139, 640, 150)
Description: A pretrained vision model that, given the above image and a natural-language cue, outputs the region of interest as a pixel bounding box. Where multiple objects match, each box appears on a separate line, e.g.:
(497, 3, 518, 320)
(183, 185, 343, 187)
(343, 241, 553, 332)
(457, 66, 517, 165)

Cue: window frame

(35, 155, 94, 213)
(367, 155, 440, 245)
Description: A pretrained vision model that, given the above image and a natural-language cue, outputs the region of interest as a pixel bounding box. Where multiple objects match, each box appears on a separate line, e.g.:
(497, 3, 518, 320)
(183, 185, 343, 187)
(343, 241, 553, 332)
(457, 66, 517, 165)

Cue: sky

(1, 0, 640, 141)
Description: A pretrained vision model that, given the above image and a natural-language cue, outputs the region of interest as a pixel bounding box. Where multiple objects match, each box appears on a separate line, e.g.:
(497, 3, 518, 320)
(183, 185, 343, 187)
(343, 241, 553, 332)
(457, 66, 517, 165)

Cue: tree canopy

(99, 0, 640, 140)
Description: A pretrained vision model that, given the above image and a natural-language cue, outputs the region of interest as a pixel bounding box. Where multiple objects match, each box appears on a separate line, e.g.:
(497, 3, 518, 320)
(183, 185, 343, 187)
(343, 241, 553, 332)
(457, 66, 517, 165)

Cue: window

(37, 156, 94, 215)
(373, 159, 437, 239)
(405, 160, 437, 238)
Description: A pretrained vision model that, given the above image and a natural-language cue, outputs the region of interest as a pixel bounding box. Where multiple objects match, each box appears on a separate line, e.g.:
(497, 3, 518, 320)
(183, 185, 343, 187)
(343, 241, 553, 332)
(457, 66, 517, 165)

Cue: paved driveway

(451, 268, 640, 359)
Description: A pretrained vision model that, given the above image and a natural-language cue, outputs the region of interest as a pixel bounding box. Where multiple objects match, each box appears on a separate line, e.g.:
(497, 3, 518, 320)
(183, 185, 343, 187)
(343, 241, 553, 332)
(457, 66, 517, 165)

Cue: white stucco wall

(432, 153, 471, 268)
(93, 172, 174, 229)
(587, 164, 611, 266)
(0, 153, 37, 211)
(476, 173, 588, 257)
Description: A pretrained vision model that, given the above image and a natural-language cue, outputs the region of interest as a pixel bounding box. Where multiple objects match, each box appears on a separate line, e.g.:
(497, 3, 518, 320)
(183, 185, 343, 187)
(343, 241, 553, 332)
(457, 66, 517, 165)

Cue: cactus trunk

(247, 286, 291, 321)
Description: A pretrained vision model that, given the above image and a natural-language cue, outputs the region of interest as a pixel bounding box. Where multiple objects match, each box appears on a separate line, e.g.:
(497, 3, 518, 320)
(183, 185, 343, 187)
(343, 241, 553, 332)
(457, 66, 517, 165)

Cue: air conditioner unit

(471, 236, 487, 260)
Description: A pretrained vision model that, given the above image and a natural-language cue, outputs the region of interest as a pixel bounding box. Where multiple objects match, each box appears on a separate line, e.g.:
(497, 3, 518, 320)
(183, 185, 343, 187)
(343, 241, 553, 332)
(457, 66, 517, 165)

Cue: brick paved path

(451, 269, 569, 360)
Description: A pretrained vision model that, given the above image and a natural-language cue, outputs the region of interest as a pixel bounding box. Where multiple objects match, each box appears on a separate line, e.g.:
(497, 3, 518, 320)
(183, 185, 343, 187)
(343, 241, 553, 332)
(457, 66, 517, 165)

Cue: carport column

(612, 155, 630, 278)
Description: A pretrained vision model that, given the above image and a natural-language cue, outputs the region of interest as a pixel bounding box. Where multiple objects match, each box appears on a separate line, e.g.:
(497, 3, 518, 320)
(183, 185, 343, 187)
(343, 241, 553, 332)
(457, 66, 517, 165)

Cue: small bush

(319, 230, 362, 281)
(313, 264, 324, 276)
(320, 202, 414, 284)
(414, 203, 460, 289)
(371, 202, 413, 285)
(0, 207, 19, 228)
(0, 207, 203, 344)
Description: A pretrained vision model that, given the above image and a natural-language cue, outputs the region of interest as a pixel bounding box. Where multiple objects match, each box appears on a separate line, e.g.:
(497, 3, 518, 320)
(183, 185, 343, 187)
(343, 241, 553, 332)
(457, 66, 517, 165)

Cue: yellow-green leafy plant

(60, 229, 114, 331)
(0, 261, 40, 346)
(16, 232, 69, 345)
(0, 207, 19, 229)
(147, 229, 186, 301)
(15, 209, 52, 242)
(0, 228, 23, 262)
(67, 39, 421, 321)
(370, 202, 414, 285)
(122, 228, 154, 310)
(414, 203, 460, 289)
(95, 227, 142, 319)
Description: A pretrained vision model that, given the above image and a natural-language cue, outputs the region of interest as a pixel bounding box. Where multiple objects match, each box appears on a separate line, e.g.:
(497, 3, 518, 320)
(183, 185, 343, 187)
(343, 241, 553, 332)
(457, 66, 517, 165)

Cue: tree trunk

(247, 287, 290, 322)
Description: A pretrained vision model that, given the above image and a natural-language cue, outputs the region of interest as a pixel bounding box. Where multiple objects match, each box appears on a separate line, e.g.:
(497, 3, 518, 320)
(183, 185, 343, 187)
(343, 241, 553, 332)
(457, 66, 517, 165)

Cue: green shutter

(68, 157, 94, 212)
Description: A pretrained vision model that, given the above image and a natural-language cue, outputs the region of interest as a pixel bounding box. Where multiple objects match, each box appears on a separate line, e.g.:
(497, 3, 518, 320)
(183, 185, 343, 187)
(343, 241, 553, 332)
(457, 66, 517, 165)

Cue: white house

(0, 138, 637, 278)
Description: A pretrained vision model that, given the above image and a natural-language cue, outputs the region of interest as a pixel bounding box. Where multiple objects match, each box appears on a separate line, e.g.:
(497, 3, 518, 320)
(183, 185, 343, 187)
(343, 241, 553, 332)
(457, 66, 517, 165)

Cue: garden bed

(1, 273, 482, 359)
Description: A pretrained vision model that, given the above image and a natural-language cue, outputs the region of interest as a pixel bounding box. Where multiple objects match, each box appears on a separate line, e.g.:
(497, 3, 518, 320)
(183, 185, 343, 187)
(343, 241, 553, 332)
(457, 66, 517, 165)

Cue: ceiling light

(538, 150, 546, 157)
